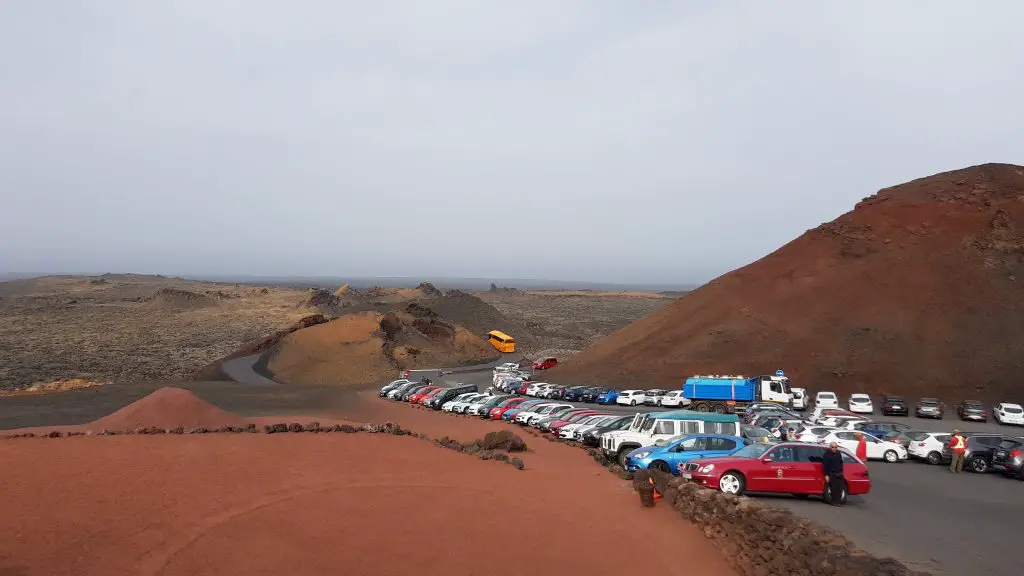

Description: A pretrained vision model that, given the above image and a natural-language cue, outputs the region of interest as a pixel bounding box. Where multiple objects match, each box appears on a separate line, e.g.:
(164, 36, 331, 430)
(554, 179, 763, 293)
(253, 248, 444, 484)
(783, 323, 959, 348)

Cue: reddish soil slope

(553, 163, 1024, 403)
(88, 387, 248, 431)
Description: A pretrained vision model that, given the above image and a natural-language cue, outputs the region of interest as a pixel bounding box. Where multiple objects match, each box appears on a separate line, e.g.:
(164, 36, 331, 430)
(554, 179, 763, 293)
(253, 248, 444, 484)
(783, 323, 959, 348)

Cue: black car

(562, 386, 589, 402)
(915, 398, 944, 419)
(427, 384, 478, 410)
(581, 415, 633, 447)
(581, 387, 608, 403)
(957, 400, 988, 422)
(941, 433, 1005, 472)
(881, 395, 909, 416)
(991, 437, 1024, 479)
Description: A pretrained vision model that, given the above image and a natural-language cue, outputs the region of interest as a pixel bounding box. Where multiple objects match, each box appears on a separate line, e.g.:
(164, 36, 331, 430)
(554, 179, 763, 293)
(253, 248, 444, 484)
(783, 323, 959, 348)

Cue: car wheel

(926, 451, 942, 465)
(823, 480, 848, 506)
(718, 472, 746, 496)
(617, 448, 634, 468)
(631, 400, 637, 406)
(649, 461, 671, 474)
(883, 450, 899, 463)
(970, 457, 988, 473)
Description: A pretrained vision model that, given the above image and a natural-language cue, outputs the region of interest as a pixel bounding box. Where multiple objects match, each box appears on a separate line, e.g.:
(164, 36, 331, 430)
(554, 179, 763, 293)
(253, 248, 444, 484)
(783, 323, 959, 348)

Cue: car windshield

(731, 444, 772, 459)
(965, 402, 983, 409)
(1003, 405, 1023, 414)
(638, 416, 656, 432)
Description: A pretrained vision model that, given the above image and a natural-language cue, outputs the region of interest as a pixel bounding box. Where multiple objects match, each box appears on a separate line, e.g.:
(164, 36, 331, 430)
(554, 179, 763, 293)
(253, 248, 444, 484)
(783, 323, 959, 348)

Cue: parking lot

(446, 370, 1022, 576)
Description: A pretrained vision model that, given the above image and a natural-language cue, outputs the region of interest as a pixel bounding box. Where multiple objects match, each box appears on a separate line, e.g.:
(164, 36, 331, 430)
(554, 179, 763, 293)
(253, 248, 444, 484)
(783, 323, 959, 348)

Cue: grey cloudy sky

(1, 1, 1022, 285)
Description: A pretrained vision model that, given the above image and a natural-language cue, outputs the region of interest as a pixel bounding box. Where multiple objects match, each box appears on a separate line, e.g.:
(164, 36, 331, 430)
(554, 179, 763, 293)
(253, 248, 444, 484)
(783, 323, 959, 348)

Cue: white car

(524, 383, 545, 397)
(848, 394, 873, 414)
(815, 391, 839, 409)
(643, 389, 669, 406)
(818, 415, 867, 429)
(660, 390, 692, 408)
(493, 362, 520, 374)
(994, 403, 1024, 425)
(442, 392, 478, 412)
(790, 388, 808, 410)
(559, 415, 611, 440)
(906, 431, 952, 465)
(793, 425, 840, 443)
(515, 403, 572, 425)
(451, 393, 488, 413)
(822, 430, 908, 462)
(616, 390, 646, 406)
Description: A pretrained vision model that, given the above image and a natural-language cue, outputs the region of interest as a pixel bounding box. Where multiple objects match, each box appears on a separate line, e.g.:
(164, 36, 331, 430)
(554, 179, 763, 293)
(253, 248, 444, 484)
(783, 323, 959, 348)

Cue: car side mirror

(761, 456, 773, 463)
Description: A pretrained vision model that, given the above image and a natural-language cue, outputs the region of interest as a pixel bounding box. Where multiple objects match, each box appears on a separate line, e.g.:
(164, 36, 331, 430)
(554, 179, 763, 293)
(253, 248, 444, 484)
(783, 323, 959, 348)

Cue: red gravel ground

(0, 394, 734, 576)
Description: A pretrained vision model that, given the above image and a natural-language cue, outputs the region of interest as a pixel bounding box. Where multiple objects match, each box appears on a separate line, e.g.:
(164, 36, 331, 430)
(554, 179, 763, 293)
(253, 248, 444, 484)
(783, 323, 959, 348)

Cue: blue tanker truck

(682, 371, 794, 413)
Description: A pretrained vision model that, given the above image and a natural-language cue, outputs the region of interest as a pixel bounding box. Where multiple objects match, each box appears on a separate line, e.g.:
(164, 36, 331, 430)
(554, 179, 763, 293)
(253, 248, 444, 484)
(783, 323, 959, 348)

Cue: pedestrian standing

(821, 441, 846, 506)
(949, 430, 967, 473)
(855, 431, 868, 462)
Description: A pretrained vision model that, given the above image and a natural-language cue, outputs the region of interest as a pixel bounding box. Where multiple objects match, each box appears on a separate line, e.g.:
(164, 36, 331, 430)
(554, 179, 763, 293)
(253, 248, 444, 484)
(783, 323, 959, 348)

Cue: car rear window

(886, 397, 905, 402)
(819, 393, 836, 399)
(906, 431, 929, 441)
(919, 399, 938, 405)
(935, 434, 950, 443)
(1004, 406, 1023, 414)
(965, 402, 983, 408)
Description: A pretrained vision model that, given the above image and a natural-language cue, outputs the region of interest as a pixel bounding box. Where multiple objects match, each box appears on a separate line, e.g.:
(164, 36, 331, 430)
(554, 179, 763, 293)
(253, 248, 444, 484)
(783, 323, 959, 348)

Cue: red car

(683, 442, 870, 504)
(489, 398, 527, 419)
(408, 386, 441, 404)
(416, 387, 444, 405)
(532, 357, 558, 370)
(548, 410, 601, 434)
(517, 382, 531, 395)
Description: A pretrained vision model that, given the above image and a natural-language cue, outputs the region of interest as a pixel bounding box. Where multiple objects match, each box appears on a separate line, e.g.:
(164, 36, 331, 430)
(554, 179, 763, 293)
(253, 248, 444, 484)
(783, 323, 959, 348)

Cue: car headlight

(633, 451, 650, 460)
(700, 464, 716, 473)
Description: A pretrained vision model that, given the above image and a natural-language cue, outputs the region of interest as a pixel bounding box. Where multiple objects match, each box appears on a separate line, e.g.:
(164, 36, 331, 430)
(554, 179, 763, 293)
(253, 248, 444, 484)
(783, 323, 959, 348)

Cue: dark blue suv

(562, 386, 589, 401)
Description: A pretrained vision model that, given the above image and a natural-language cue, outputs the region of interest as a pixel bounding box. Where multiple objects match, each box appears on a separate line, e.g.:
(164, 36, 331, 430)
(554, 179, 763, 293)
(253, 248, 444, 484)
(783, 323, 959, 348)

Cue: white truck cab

(791, 388, 808, 410)
(601, 411, 741, 466)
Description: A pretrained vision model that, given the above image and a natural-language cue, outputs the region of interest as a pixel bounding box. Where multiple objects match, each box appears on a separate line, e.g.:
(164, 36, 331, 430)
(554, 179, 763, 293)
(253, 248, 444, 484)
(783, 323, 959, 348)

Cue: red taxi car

(682, 442, 870, 504)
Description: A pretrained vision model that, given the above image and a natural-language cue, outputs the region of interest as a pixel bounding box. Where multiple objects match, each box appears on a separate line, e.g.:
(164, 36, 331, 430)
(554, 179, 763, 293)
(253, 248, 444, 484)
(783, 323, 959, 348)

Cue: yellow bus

(487, 330, 515, 353)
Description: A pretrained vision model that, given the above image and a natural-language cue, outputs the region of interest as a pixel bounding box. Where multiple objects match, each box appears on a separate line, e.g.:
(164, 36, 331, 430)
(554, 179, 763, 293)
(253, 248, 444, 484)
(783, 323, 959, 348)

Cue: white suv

(906, 431, 952, 465)
(660, 390, 691, 407)
(616, 390, 646, 406)
(995, 403, 1024, 425)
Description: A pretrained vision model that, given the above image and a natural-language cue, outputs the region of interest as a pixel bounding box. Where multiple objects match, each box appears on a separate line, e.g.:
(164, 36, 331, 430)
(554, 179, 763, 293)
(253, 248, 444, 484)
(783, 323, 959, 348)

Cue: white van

(791, 388, 808, 410)
(616, 390, 647, 406)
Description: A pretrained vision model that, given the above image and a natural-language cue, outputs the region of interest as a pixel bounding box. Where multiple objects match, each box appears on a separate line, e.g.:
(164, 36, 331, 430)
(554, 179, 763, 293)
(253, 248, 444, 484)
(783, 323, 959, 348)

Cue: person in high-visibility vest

(949, 430, 967, 473)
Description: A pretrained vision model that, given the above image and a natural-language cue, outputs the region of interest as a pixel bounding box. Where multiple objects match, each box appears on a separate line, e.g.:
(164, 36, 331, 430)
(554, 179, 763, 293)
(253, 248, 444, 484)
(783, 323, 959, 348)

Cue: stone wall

(587, 450, 930, 576)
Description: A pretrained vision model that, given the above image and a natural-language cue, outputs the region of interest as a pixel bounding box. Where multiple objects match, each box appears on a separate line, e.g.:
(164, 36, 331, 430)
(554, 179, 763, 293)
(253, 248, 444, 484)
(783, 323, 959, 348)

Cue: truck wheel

(696, 404, 709, 413)
(712, 404, 726, 414)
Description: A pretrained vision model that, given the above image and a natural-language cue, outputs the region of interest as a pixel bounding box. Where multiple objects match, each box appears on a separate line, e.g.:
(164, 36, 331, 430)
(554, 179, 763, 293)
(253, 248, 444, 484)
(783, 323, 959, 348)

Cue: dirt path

(0, 432, 733, 576)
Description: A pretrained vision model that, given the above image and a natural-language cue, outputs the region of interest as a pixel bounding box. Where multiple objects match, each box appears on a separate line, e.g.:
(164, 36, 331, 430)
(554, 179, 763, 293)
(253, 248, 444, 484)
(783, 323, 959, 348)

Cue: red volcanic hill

(88, 387, 247, 431)
(552, 163, 1024, 403)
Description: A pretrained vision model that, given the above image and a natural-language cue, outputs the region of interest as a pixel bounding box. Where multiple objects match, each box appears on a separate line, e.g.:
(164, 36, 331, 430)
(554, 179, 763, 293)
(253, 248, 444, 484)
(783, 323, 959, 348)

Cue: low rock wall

(586, 449, 929, 576)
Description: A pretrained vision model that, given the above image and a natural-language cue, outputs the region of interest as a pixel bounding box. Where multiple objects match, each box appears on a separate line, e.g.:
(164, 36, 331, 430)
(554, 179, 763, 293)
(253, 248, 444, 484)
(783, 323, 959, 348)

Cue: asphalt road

(447, 369, 1024, 576)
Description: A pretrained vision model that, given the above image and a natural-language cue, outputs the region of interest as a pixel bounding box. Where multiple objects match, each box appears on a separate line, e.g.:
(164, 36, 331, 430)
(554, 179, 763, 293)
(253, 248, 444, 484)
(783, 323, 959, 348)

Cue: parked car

(427, 384, 479, 409)
(415, 387, 445, 405)
(815, 391, 839, 409)
(624, 434, 748, 475)
(580, 415, 634, 446)
(740, 425, 778, 444)
(379, 379, 410, 397)
(991, 437, 1024, 479)
(994, 403, 1024, 426)
(886, 429, 926, 450)
(515, 403, 573, 426)
(808, 406, 854, 424)
(559, 415, 614, 440)
(540, 385, 566, 399)
(941, 433, 1005, 473)
(596, 389, 620, 405)
(957, 400, 988, 422)
(400, 384, 432, 402)
(562, 386, 589, 402)
(516, 382, 531, 396)
(915, 398, 944, 419)
(793, 425, 840, 444)
(535, 408, 595, 431)
(848, 394, 873, 414)
(821, 430, 908, 462)
(408, 386, 441, 404)
(852, 421, 914, 440)
(548, 411, 603, 434)
(488, 397, 527, 419)
(751, 415, 803, 435)
(501, 399, 549, 421)
(643, 389, 669, 406)
(580, 387, 607, 403)
(532, 357, 559, 370)
(466, 394, 512, 417)
(660, 390, 691, 408)
(881, 395, 909, 416)
(616, 390, 646, 406)
(443, 392, 482, 412)
(817, 415, 867, 429)
(682, 442, 871, 503)
(493, 362, 520, 373)
(790, 388, 808, 410)
(906, 431, 952, 465)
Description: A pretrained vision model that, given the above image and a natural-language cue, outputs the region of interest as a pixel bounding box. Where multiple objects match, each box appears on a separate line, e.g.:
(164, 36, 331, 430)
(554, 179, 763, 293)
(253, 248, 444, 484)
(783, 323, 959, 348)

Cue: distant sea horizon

(0, 271, 697, 292)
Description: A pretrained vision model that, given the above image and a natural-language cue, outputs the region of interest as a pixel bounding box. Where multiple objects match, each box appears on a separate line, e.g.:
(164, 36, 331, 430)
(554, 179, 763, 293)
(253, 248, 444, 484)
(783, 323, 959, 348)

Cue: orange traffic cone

(649, 477, 662, 502)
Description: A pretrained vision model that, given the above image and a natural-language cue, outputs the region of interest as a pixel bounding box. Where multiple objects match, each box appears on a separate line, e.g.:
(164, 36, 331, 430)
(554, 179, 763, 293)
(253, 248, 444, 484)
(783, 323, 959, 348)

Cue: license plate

(996, 451, 1006, 458)
(682, 473, 692, 479)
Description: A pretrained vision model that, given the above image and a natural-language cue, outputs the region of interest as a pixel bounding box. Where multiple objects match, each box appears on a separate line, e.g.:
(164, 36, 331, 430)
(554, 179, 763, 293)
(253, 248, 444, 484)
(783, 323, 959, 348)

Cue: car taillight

(917, 442, 926, 447)
(1011, 450, 1022, 459)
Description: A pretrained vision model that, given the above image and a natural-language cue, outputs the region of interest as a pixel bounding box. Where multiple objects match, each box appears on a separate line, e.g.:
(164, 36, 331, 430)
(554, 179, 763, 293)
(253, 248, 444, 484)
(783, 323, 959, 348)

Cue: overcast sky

(1, 1, 1022, 285)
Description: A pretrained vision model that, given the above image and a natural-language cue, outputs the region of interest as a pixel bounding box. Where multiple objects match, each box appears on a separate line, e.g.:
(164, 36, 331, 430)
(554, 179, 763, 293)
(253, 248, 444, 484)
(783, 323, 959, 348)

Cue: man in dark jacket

(821, 441, 845, 506)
